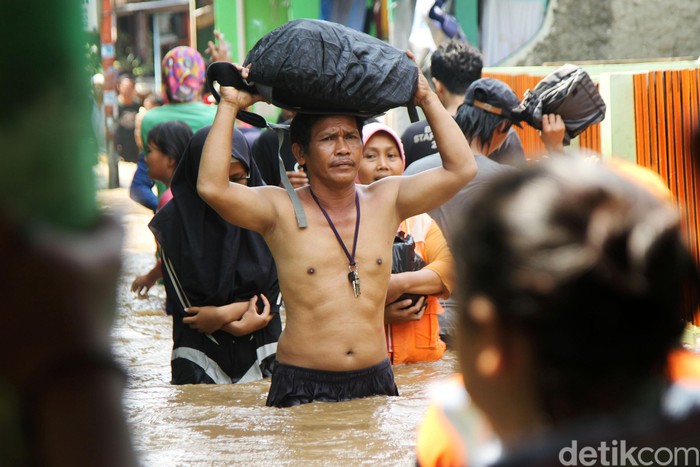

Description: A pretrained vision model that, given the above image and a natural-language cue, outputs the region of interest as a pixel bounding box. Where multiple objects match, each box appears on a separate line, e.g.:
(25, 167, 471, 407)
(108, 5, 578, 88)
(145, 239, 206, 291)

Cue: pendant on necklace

(348, 264, 361, 297)
(309, 188, 362, 298)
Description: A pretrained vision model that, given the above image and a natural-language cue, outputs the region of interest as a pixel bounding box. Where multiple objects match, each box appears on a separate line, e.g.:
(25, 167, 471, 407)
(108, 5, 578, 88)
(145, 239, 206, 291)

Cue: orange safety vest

(416, 375, 469, 467)
(387, 215, 447, 364)
(668, 348, 700, 386)
(416, 374, 501, 467)
(417, 351, 700, 466)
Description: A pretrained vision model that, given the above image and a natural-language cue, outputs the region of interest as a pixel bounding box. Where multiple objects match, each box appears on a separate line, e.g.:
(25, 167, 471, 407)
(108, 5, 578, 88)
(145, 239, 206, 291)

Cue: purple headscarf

(162, 46, 206, 103)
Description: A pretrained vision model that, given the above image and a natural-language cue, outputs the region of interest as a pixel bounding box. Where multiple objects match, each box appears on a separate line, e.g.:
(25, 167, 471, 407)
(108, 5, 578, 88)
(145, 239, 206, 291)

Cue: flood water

(99, 185, 459, 466)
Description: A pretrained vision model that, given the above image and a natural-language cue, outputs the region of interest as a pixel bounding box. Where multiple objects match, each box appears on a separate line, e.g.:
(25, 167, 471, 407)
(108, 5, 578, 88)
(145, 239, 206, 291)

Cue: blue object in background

(129, 152, 158, 213)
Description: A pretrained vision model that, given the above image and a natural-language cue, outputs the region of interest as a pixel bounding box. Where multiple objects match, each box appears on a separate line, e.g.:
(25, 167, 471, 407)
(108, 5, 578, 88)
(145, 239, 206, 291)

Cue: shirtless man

(198, 62, 476, 407)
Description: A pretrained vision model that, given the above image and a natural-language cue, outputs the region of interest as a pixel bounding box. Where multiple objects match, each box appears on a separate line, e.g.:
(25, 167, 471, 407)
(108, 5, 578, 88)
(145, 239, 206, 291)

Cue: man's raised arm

(197, 71, 276, 234)
(396, 65, 477, 220)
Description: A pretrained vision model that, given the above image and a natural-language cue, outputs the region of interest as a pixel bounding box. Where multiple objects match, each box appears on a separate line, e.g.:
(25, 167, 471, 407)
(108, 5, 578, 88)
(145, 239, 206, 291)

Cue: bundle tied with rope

(206, 19, 420, 228)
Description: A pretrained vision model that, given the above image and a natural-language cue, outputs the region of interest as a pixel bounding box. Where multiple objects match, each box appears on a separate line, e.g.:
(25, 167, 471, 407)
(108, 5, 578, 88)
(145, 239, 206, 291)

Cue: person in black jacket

(149, 126, 282, 384)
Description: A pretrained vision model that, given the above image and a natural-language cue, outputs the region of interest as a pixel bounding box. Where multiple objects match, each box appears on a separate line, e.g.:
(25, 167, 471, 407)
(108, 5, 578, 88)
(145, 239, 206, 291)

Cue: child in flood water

(130, 121, 193, 295)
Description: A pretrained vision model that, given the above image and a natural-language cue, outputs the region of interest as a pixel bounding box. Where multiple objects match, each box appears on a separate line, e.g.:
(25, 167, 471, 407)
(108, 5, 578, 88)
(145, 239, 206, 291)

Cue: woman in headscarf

(132, 46, 217, 212)
(149, 125, 282, 384)
(357, 122, 454, 364)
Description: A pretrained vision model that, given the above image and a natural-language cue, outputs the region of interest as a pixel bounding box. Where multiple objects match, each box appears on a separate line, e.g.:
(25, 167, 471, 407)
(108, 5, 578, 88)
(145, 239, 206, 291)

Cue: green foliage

(85, 31, 102, 77)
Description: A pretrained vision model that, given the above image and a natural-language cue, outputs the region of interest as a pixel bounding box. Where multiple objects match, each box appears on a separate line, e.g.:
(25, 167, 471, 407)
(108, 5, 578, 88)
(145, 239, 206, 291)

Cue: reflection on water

(102, 187, 459, 466)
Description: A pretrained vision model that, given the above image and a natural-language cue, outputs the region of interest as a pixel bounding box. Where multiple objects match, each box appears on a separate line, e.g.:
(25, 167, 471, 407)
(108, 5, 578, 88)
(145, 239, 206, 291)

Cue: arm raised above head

(197, 73, 277, 234)
(396, 62, 477, 220)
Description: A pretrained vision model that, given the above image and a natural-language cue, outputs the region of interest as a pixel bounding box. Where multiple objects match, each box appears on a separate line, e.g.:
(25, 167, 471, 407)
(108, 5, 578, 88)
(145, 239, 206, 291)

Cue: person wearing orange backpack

(357, 122, 454, 364)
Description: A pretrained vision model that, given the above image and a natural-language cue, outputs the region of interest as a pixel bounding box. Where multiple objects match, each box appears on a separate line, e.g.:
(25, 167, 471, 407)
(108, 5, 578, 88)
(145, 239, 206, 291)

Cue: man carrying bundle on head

(198, 21, 477, 407)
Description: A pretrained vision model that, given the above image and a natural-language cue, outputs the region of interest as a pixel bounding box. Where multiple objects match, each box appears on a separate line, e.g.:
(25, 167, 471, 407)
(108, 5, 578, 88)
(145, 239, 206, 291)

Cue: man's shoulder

(141, 105, 166, 123)
(141, 104, 182, 125)
(182, 102, 217, 123)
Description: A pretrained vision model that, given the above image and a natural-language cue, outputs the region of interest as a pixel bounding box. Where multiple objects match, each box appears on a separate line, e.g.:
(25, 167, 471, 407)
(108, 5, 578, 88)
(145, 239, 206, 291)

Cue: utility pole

(101, 0, 119, 188)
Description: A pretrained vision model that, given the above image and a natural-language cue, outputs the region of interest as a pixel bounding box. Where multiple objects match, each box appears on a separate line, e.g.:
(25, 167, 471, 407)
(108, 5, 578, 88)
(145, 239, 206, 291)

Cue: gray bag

(517, 64, 606, 145)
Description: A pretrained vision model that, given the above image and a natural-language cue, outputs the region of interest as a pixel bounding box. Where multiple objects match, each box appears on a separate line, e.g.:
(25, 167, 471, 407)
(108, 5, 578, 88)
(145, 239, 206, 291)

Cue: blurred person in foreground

(0, 1, 136, 465)
(416, 157, 700, 466)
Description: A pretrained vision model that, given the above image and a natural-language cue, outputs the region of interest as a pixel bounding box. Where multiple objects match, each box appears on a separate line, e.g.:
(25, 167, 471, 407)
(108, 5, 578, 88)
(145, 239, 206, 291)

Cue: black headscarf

(149, 125, 279, 311)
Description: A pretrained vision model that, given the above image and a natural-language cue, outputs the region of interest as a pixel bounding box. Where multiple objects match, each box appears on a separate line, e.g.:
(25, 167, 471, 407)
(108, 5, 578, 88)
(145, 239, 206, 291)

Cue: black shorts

(266, 358, 399, 407)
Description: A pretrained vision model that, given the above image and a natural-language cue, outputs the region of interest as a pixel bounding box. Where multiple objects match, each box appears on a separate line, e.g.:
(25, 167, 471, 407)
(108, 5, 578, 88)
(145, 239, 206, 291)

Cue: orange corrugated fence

(633, 69, 700, 325)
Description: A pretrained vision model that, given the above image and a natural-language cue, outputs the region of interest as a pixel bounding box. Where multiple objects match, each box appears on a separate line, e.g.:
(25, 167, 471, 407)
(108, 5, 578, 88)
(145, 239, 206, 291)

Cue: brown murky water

(99, 186, 459, 466)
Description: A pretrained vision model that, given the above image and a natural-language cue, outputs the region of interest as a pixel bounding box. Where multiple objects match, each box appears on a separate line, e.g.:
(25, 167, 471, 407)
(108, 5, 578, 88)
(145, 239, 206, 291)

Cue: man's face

(304, 116, 363, 184)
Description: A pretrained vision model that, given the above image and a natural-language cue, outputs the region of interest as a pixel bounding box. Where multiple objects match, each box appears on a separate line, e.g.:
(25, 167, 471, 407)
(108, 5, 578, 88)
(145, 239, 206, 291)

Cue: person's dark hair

(452, 158, 697, 421)
(454, 102, 510, 149)
(118, 73, 135, 84)
(147, 121, 193, 166)
(430, 39, 483, 96)
(289, 113, 365, 153)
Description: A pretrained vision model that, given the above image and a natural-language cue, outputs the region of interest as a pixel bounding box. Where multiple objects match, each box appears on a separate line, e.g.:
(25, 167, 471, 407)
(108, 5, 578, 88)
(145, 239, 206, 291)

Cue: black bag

(207, 19, 419, 126)
(206, 19, 421, 230)
(516, 64, 606, 145)
(391, 231, 427, 308)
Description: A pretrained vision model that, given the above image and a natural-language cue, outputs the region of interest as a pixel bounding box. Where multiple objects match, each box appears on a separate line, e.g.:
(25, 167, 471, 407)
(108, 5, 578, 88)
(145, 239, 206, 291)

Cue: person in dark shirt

(114, 74, 141, 163)
(405, 77, 524, 345)
(401, 39, 525, 169)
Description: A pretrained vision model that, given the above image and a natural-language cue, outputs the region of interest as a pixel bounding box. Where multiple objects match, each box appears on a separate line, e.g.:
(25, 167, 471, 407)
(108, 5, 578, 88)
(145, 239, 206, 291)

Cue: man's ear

(432, 77, 444, 95)
(497, 121, 510, 134)
(291, 142, 306, 167)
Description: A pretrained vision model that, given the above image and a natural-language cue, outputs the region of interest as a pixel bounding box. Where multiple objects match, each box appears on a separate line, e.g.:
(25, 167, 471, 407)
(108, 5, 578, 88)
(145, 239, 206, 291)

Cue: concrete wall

(505, 0, 700, 66)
